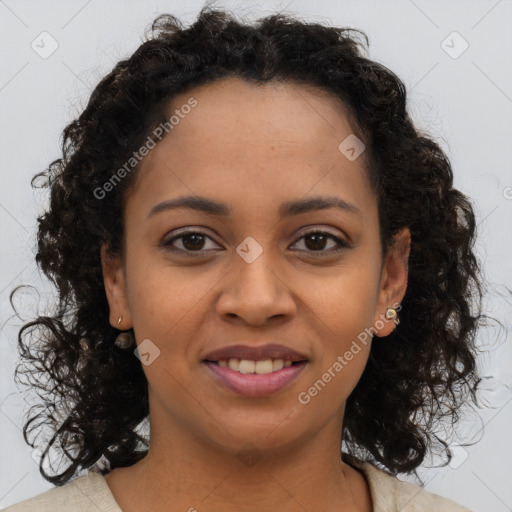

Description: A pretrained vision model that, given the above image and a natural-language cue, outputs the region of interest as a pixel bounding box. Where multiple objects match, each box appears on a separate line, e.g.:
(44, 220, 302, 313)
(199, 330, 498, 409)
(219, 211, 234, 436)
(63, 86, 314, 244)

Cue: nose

(215, 250, 296, 326)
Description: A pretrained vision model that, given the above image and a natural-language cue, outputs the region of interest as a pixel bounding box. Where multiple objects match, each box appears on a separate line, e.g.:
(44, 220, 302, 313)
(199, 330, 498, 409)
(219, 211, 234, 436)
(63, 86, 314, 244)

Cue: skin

(101, 76, 410, 512)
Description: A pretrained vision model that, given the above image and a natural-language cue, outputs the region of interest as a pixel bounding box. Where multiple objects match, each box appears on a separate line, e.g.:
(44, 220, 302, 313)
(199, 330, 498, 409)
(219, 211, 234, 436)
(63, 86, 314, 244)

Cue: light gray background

(1, 1, 511, 510)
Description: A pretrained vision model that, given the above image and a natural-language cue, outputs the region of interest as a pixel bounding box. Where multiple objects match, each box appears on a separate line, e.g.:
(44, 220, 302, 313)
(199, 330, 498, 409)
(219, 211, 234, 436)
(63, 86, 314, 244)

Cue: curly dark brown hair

(11, 5, 484, 486)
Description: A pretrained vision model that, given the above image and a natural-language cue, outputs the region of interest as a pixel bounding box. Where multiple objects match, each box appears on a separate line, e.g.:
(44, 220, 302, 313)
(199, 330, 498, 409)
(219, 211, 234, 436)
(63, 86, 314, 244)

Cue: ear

(373, 227, 411, 337)
(100, 243, 132, 330)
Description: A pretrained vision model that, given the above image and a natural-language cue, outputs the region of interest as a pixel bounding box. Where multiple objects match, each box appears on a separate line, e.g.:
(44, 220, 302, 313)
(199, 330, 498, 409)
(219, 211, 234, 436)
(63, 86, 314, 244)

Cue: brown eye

(162, 230, 220, 255)
(178, 233, 207, 251)
(291, 231, 349, 255)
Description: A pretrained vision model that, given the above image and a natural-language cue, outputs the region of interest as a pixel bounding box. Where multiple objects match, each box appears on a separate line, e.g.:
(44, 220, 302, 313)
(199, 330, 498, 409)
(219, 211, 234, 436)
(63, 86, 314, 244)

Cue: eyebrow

(148, 194, 360, 219)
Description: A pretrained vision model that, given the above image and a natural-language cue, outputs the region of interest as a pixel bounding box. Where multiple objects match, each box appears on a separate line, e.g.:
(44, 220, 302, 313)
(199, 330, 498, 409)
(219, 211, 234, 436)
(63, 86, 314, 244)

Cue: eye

(162, 230, 220, 255)
(162, 228, 349, 257)
(290, 230, 349, 256)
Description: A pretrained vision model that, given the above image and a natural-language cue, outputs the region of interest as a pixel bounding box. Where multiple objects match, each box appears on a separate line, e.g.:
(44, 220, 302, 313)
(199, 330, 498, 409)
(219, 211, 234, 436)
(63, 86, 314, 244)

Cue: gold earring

(117, 315, 122, 326)
(385, 307, 400, 326)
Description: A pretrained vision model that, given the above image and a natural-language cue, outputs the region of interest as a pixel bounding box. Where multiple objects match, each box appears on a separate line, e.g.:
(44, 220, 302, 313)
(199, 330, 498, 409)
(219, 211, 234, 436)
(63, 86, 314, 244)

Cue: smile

(203, 359, 308, 397)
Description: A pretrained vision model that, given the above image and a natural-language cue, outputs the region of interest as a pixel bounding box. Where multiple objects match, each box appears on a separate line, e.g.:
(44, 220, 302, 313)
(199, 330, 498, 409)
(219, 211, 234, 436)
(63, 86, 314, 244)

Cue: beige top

(5, 461, 473, 511)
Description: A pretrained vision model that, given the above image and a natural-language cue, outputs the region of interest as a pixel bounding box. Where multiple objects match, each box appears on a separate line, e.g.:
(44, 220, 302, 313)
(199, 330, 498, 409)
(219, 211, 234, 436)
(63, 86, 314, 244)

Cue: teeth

(219, 358, 296, 374)
(228, 358, 239, 371)
(239, 359, 256, 373)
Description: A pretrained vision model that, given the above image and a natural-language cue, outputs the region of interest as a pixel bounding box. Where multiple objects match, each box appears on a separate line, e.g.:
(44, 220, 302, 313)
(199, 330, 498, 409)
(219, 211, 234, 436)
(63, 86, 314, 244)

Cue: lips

(204, 360, 308, 396)
(202, 343, 309, 363)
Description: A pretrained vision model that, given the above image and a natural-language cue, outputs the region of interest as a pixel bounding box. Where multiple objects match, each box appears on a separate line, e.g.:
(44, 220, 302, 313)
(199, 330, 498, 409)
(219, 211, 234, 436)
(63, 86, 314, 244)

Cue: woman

(7, 6, 482, 511)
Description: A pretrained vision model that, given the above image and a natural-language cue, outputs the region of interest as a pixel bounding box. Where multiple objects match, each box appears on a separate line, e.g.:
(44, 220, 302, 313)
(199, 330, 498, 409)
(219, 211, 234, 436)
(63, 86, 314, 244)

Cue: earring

(385, 307, 400, 326)
(114, 331, 135, 349)
(115, 315, 135, 349)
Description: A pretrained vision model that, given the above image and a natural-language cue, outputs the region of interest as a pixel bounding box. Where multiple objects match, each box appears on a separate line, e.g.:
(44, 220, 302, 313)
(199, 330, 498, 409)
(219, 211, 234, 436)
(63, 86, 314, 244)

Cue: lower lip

(203, 361, 308, 397)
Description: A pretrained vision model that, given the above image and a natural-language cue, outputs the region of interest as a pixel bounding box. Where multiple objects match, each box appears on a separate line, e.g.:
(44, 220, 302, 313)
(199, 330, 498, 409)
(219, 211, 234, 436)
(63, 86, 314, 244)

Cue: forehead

(164, 76, 360, 154)
(129, 76, 373, 213)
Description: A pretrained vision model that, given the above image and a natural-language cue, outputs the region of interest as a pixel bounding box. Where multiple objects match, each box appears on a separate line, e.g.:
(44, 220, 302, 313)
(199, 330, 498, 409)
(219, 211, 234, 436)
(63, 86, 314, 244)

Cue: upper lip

(202, 344, 309, 362)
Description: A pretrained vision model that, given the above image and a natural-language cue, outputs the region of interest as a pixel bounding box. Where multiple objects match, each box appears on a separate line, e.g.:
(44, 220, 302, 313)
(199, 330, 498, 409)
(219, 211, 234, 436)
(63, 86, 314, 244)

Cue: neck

(104, 402, 372, 512)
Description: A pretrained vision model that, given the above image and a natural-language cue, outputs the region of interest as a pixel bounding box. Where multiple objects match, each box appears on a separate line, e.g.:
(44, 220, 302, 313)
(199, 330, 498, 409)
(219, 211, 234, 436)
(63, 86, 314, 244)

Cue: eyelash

(162, 229, 349, 257)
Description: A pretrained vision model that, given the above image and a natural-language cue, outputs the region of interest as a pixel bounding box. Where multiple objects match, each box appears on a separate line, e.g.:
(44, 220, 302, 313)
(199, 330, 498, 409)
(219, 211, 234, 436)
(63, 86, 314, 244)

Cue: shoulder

(353, 460, 474, 512)
(4, 472, 121, 512)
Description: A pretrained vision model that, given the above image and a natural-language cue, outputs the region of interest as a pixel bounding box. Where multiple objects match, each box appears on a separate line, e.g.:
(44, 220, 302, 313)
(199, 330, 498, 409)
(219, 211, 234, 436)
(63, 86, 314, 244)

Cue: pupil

(306, 233, 326, 251)
(183, 234, 205, 250)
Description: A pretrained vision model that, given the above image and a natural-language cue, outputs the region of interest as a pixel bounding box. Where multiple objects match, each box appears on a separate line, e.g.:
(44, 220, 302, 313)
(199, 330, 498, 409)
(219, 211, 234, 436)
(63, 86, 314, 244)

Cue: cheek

(300, 257, 380, 337)
(297, 283, 374, 412)
(126, 245, 219, 336)
(294, 261, 379, 400)
(125, 256, 233, 390)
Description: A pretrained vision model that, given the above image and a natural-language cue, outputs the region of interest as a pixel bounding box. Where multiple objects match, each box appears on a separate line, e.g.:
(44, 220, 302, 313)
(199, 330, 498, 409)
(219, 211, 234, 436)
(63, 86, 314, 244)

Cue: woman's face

(102, 76, 409, 455)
